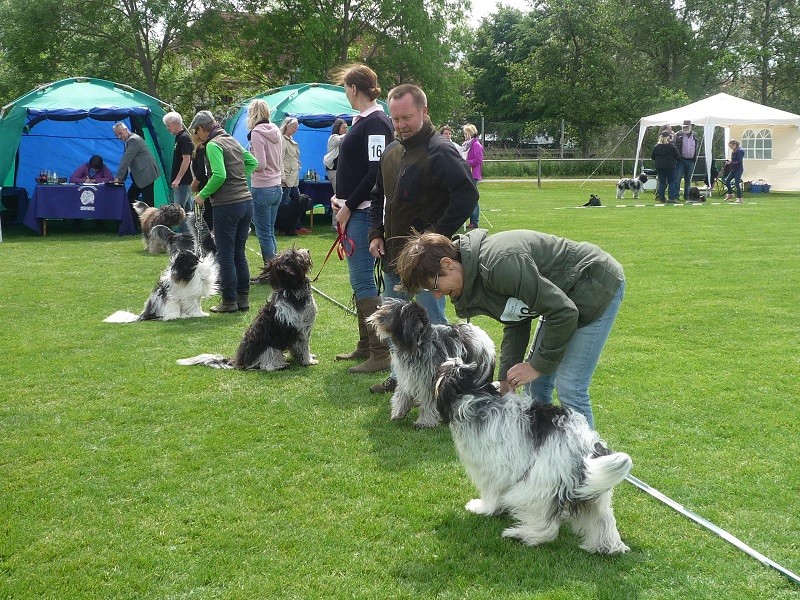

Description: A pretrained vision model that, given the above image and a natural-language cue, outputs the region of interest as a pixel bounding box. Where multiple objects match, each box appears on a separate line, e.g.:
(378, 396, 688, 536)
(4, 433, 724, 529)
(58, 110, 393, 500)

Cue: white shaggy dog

(616, 173, 648, 199)
(435, 359, 632, 554)
(366, 298, 495, 428)
(177, 248, 318, 371)
(104, 218, 218, 323)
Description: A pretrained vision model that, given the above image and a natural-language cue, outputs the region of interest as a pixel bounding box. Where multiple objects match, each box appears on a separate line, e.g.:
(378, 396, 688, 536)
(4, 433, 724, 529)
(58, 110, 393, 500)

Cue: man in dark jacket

(367, 83, 478, 393)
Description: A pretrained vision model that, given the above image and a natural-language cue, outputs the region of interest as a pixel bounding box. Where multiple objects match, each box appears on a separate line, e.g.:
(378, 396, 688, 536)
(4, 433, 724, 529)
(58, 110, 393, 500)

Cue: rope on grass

(246, 242, 355, 316)
(626, 474, 800, 586)
(579, 122, 640, 188)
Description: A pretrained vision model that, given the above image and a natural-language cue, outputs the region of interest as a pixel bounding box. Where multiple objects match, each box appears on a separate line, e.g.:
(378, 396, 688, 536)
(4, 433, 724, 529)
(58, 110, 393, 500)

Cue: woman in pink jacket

(247, 99, 283, 280)
(462, 123, 484, 229)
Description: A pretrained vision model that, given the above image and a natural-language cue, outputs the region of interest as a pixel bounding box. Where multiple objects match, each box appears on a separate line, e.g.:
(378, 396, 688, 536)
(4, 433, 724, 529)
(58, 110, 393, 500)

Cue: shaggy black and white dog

(104, 216, 218, 323)
(366, 299, 495, 428)
(134, 201, 187, 253)
(615, 173, 648, 199)
(177, 248, 318, 371)
(435, 359, 632, 554)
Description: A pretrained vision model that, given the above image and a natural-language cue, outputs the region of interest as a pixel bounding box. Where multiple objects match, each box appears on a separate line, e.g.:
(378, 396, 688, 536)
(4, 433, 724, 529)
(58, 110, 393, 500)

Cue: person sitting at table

(69, 155, 114, 184)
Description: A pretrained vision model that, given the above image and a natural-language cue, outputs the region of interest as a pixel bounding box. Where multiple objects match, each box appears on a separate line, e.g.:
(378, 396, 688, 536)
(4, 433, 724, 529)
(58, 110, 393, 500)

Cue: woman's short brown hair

(395, 231, 460, 294)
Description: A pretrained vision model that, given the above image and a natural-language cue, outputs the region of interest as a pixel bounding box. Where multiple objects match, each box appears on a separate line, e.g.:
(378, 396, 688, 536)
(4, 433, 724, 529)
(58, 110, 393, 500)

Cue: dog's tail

(103, 310, 140, 323)
(176, 354, 235, 369)
(575, 451, 632, 499)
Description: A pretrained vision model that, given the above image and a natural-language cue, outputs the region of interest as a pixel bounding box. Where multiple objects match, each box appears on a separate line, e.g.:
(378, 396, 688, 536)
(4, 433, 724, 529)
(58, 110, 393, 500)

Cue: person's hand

(369, 237, 385, 258)
(171, 179, 180, 189)
(330, 196, 341, 216)
(503, 362, 540, 392)
(335, 204, 351, 228)
(194, 194, 204, 206)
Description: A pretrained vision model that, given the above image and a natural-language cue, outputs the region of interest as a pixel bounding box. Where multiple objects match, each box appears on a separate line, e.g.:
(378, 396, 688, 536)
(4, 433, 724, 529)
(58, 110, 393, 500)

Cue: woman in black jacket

(651, 130, 681, 203)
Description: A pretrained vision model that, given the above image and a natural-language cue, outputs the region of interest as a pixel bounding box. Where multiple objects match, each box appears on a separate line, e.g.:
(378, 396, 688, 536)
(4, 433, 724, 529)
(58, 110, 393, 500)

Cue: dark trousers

(128, 181, 155, 230)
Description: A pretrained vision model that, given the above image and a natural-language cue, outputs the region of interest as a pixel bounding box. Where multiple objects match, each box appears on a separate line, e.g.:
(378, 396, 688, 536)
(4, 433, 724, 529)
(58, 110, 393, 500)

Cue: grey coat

(116, 133, 160, 187)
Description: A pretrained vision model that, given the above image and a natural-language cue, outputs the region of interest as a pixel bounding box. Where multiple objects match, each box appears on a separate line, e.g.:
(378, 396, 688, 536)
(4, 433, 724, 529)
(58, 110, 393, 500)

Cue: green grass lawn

(1, 182, 799, 599)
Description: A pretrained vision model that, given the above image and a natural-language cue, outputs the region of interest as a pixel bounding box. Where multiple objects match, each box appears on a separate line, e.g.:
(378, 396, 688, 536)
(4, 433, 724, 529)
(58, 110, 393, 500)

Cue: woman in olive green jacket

(395, 228, 625, 429)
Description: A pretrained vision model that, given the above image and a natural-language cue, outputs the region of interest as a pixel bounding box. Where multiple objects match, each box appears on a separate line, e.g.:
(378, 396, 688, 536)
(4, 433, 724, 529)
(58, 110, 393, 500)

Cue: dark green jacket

(452, 229, 624, 379)
(369, 118, 477, 273)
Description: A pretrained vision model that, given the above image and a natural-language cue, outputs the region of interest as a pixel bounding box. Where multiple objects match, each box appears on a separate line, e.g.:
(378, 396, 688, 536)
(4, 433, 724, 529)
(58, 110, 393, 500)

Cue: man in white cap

(674, 120, 699, 201)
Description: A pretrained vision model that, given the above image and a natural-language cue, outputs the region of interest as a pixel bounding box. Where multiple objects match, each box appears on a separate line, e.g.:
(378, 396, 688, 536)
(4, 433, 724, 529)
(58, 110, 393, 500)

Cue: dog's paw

(465, 498, 496, 515)
(389, 395, 412, 420)
(581, 540, 630, 555)
(413, 417, 440, 429)
(303, 357, 319, 366)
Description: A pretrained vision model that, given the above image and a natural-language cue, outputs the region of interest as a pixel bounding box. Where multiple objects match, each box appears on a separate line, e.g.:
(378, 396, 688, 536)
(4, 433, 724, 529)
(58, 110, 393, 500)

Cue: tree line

(1, 0, 797, 157)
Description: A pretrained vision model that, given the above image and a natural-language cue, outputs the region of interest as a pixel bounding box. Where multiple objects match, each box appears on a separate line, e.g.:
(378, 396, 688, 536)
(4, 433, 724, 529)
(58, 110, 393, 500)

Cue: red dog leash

(311, 222, 355, 282)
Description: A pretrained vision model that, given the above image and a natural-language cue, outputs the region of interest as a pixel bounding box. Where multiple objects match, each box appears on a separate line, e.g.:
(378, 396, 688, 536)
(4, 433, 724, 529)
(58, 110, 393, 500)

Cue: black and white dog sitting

(366, 299, 495, 428)
(615, 173, 648, 199)
(104, 216, 218, 323)
(435, 358, 632, 554)
(177, 248, 318, 371)
(133, 201, 187, 253)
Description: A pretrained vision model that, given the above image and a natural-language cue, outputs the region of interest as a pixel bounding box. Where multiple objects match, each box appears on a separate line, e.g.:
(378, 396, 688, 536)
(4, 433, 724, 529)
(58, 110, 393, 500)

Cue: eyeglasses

(422, 272, 440, 293)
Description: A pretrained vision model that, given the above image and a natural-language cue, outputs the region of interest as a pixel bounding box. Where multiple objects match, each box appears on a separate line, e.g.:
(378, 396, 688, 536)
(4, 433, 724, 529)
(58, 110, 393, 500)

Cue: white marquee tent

(634, 93, 800, 191)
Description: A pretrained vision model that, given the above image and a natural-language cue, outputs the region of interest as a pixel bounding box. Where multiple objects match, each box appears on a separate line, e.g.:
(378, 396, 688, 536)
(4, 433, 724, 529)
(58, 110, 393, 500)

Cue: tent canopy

(0, 77, 173, 204)
(225, 83, 389, 180)
(634, 93, 800, 186)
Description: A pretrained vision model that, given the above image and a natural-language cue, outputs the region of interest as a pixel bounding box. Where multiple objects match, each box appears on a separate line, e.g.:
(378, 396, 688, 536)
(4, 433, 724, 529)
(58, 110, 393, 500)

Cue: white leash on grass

(245, 242, 355, 316)
(626, 474, 800, 585)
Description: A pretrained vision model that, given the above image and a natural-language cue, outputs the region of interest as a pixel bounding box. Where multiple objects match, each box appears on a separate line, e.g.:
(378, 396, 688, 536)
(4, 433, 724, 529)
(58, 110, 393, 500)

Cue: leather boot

(210, 298, 239, 313)
(348, 296, 391, 374)
(335, 302, 370, 361)
(237, 292, 250, 311)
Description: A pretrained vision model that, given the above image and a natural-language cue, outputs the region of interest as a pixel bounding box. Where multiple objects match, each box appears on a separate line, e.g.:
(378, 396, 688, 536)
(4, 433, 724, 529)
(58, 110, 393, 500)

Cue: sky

(469, 0, 532, 26)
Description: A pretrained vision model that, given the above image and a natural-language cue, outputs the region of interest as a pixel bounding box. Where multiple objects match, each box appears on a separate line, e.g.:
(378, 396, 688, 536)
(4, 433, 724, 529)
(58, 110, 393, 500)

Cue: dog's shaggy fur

(104, 216, 218, 323)
(177, 248, 318, 371)
(616, 173, 648, 199)
(435, 359, 632, 554)
(134, 201, 187, 253)
(366, 299, 495, 428)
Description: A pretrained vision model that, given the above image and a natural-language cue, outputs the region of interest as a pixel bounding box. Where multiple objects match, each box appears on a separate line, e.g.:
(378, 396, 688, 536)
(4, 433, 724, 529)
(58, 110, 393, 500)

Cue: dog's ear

(150, 224, 176, 244)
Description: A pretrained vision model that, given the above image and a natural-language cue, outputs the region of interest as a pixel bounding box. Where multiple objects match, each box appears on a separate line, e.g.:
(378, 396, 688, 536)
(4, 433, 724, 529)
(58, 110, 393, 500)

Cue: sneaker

(733, 198, 743, 204)
(370, 376, 397, 394)
(296, 227, 313, 235)
(466, 224, 477, 230)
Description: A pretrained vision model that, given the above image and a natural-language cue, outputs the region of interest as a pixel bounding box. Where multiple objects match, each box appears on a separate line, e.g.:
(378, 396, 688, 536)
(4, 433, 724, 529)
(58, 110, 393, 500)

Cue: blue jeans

(469, 179, 480, 226)
(675, 157, 695, 199)
(656, 168, 677, 201)
(524, 280, 625, 429)
(213, 200, 253, 302)
(383, 269, 448, 379)
(724, 170, 743, 198)
(252, 185, 282, 263)
(171, 184, 193, 213)
(345, 209, 378, 301)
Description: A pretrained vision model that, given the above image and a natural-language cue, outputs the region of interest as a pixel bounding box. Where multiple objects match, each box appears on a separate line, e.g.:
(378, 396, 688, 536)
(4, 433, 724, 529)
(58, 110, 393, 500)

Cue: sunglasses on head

(422, 271, 440, 293)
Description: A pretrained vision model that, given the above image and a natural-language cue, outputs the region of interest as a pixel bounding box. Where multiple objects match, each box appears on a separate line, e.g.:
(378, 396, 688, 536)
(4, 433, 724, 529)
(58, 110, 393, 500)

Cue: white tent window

(742, 129, 772, 160)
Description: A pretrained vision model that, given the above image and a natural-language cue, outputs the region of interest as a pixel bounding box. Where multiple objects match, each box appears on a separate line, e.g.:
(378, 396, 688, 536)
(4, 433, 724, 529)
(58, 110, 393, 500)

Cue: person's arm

(95, 165, 115, 183)
(489, 253, 579, 376)
(69, 164, 87, 183)
(466, 140, 483, 168)
(242, 148, 258, 177)
(250, 132, 267, 172)
(429, 141, 479, 237)
(197, 141, 226, 198)
(174, 155, 191, 187)
(115, 137, 137, 181)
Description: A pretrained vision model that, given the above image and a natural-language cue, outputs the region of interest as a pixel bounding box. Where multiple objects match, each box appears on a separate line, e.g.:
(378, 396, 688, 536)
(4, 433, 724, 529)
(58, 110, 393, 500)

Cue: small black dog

(583, 194, 602, 207)
(275, 193, 312, 235)
(687, 186, 704, 203)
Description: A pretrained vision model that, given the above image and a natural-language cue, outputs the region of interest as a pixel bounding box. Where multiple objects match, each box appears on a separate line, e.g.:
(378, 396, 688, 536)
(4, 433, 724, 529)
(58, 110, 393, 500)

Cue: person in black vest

(189, 110, 258, 313)
(651, 130, 681, 203)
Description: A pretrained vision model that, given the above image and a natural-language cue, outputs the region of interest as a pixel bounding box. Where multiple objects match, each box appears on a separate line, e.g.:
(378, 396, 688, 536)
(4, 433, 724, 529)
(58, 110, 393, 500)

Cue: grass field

(1, 182, 799, 599)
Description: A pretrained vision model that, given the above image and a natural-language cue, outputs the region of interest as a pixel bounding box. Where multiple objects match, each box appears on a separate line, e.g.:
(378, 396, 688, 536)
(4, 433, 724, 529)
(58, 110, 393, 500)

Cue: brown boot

(348, 296, 391, 374)
(335, 302, 370, 361)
